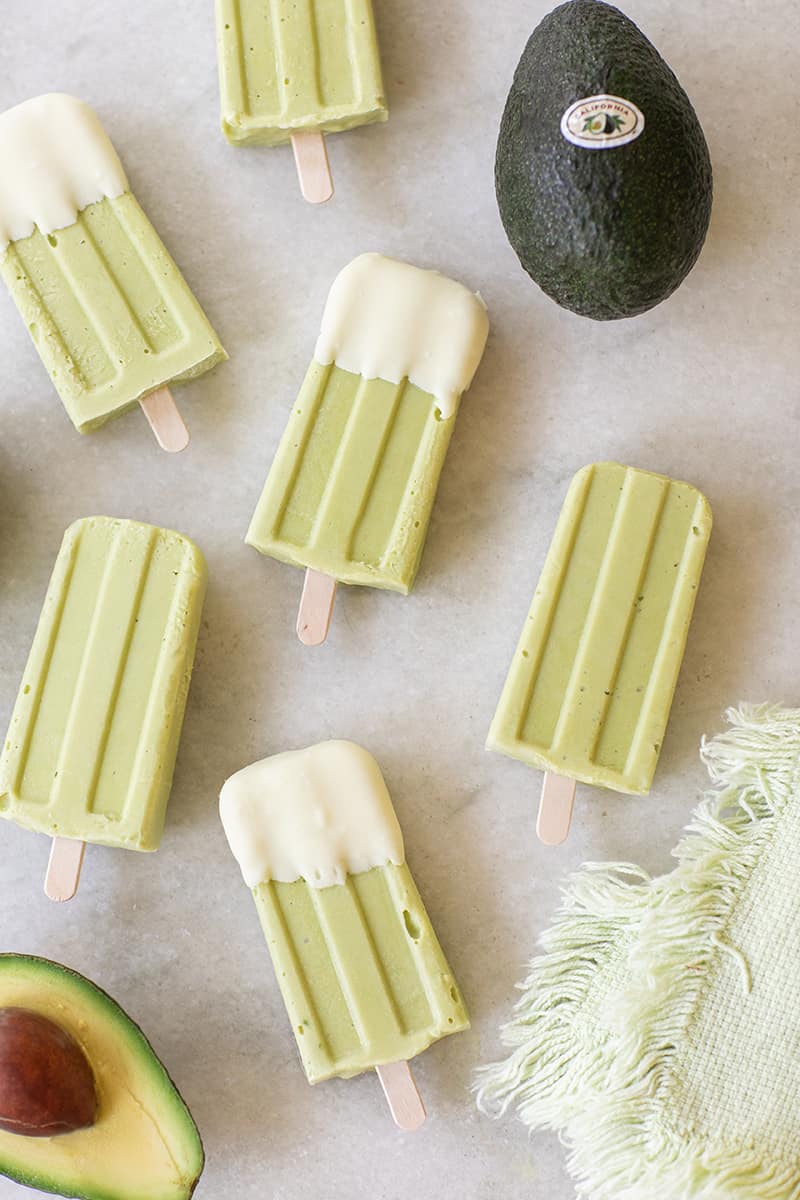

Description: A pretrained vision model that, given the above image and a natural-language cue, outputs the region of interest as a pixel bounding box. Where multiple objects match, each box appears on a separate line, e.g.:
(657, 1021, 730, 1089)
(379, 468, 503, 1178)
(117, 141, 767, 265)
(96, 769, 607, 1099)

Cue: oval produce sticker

(561, 95, 645, 149)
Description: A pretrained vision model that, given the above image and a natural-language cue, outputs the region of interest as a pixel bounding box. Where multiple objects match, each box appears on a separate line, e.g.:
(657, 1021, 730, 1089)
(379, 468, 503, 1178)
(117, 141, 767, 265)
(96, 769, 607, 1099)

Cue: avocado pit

(0, 1007, 98, 1137)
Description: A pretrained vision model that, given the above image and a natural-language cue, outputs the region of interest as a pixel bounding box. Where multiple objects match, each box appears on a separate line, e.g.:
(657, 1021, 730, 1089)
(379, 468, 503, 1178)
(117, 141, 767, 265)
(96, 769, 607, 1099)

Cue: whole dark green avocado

(496, 0, 713, 319)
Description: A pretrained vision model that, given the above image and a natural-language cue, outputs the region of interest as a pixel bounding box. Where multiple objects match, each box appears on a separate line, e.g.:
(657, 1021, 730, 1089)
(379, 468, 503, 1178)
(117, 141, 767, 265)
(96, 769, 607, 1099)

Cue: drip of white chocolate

(220, 741, 405, 890)
(314, 253, 489, 419)
(0, 94, 128, 254)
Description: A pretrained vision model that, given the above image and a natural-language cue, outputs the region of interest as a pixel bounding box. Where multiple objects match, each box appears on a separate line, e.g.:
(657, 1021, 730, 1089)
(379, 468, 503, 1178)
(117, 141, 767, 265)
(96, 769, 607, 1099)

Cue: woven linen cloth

(476, 705, 800, 1200)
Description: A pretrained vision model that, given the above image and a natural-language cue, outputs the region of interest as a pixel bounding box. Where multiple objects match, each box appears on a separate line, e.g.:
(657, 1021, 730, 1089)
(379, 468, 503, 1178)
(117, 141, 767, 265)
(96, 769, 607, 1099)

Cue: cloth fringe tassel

(475, 704, 800, 1200)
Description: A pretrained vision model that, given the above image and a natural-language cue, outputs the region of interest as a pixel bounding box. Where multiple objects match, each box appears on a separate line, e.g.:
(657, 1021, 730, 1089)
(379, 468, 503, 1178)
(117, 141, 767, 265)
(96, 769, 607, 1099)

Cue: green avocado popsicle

(0, 95, 226, 447)
(216, 0, 387, 147)
(0, 517, 207, 899)
(247, 253, 489, 643)
(219, 740, 469, 1129)
(488, 462, 712, 843)
(215, 0, 387, 202)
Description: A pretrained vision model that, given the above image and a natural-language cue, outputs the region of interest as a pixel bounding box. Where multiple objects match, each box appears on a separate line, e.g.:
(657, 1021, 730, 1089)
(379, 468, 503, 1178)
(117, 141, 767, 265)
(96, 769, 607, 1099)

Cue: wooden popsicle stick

(376, 1061, 427, 1131)
(296, 569, 337, 646)
(44, 838, 86, 903)
(291, 132, 334, 205)
(139, 387, 190, 453)
(537, 773, 576, 846)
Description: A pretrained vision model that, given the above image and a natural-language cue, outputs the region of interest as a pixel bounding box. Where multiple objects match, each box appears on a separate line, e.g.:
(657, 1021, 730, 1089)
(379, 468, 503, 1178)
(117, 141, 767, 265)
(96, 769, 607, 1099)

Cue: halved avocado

(0, 956, 203, 1200)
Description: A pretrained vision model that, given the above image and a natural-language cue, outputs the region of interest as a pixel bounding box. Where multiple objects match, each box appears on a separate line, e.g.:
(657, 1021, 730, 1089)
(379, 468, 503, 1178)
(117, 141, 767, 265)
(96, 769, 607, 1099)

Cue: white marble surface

(0, 0, 798, 1196)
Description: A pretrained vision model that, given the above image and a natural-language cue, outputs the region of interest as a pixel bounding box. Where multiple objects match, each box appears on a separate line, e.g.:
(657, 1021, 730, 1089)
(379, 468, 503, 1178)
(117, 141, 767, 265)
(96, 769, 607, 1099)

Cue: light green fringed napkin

(476, 705, 800, 1200)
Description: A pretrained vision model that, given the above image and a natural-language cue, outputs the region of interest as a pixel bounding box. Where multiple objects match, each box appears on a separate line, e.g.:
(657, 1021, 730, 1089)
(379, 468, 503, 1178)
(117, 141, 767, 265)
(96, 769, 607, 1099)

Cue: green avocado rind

(496, 0, 713, 320)
(0, 955, 204, 1200)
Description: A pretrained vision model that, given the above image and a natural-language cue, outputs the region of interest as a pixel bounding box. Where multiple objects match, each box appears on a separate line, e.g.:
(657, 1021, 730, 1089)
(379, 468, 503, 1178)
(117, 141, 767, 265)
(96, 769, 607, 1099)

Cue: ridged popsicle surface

(216, 0, 387, 146)
(254, 863, 469, 1082)
(488, 463, 712, 794)
(0, 517, 207, 849)
(0, 193, 226, 432)
(247, 362, 457, 592)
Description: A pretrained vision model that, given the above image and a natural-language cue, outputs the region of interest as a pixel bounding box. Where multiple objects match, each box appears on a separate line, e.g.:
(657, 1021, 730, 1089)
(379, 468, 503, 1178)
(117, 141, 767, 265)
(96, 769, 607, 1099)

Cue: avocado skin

(496, 0, 713, 319)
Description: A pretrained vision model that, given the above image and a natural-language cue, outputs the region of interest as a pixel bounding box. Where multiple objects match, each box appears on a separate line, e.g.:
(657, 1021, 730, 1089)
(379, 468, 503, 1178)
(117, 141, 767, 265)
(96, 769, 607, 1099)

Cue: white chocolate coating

(314, 253, 490, 419)
(0, 94, 128, 254)
(219, 741, 405, 890)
